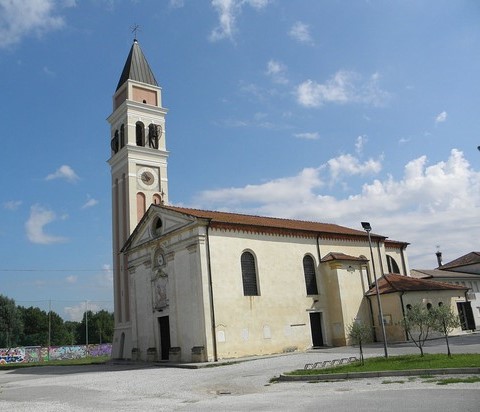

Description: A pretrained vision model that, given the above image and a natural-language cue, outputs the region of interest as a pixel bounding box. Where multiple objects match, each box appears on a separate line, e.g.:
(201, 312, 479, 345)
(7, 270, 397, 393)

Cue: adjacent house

(366, 273, 468, 342)
(411, 251, 480, 331)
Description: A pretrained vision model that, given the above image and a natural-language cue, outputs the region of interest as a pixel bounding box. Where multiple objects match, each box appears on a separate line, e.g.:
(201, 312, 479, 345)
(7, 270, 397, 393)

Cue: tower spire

(116, 37, 158, 91)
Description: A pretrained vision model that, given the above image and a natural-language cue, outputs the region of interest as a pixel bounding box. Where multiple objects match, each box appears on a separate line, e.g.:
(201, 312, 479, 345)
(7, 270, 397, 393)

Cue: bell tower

(108, 39, 169, 359)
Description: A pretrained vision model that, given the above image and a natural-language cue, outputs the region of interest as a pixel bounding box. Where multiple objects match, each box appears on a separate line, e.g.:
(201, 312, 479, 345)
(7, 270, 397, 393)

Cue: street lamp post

(361, 221, 389, 358)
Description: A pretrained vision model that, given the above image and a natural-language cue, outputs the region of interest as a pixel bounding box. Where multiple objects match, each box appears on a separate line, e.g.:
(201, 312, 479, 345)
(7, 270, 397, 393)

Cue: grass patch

(0, 356, 110, 370)
(286, 353, 480, 376)
(436, 376, 480, 385)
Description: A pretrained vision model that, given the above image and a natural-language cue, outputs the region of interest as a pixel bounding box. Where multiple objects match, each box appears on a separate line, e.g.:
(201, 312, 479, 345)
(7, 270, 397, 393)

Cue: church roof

(438, 252, 480, 271)
(411, 268, 480, 280)
(161, 205, 384, 240)
(116, 40, 158, 91)
(321, 252, 368, 262)
(365, 273, 468, 296)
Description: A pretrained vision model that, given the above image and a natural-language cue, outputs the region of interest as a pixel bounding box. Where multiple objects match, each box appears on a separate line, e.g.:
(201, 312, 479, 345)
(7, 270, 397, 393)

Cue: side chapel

(107, 40, 464, 363)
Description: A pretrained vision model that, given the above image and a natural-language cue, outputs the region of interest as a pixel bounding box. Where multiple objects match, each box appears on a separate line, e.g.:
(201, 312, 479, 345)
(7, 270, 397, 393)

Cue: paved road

(0, 334, 479, 411)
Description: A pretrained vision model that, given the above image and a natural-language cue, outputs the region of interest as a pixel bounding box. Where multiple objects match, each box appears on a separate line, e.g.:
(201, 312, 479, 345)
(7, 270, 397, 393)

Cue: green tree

(50, 311, 70, 346)
(64, 321, 80, 345)
(92, 310, 114, 344)
(0, 295, 23, 348)
(401, 304, 435, 356)
(18, 306, 48, 346)
(431, 305, 461, 357)
(347, 320, 372, 365)
(77, 310, 114, 344)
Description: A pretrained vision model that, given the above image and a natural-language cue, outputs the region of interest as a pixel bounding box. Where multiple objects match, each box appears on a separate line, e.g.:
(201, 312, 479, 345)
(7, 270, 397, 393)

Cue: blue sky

(1, 0, 479, 320)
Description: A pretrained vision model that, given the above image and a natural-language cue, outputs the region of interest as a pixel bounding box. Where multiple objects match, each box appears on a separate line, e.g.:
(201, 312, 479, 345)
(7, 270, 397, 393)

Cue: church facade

(108, 40, 412, 362)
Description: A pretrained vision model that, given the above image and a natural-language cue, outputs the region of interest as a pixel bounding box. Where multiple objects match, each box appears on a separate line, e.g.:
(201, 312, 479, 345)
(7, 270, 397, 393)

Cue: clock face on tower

(137, 167, 158, 190)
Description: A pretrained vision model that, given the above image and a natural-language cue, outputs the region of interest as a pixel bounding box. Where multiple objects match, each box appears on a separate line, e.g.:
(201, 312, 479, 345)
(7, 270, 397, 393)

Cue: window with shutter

(241, 251, 259, 296)
(303, 255, 318, 295)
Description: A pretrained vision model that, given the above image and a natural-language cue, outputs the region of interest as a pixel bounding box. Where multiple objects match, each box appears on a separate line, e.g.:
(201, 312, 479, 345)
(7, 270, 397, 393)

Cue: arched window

(153, 193, 162, 205)
(386, 255, 400, 274)
(136, 122, 145, 146)
(152, 216, 163, 237)
(303, 255, 318, 295)
(120, 124, 125, 148)
(136, 192, 146, 222)
(426, 303, 432, 310)
(148, 123, 160, 149)
(111, 130, 119, 154)
(406, 304, 412, 310)
(241, 251, 259, 296)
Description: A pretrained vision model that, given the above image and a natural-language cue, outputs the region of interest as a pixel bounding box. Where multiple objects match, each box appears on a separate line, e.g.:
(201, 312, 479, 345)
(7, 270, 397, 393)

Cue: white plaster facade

(120, 205, 410, 362)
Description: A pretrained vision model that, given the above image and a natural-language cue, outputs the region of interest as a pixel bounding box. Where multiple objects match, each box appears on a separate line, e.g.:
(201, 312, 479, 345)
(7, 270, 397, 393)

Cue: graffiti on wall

(0, 347, 25, 364)
(0, 344, 112, 364)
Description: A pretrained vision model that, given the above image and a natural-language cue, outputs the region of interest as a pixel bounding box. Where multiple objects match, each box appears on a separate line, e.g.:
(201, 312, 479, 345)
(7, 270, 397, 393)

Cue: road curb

(278, 367, 480, 381)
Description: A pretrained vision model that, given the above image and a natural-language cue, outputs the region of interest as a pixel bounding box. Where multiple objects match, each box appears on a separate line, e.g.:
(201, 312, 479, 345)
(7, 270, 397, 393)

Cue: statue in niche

(152, 272, 168, 310)
(148, 124, 162, 149)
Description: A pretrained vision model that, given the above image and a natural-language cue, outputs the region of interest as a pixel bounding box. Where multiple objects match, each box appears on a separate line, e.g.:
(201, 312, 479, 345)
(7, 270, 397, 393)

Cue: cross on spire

(131, 24, 141, 41)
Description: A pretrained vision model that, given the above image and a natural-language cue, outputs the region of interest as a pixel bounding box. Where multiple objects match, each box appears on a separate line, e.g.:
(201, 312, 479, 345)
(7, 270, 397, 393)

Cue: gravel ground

(0, 334, 479, 411)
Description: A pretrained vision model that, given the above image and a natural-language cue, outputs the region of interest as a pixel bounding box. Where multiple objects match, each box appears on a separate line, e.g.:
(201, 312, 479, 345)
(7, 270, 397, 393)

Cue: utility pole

(85, 300, 89, 355)
(48, 299, 51, 361)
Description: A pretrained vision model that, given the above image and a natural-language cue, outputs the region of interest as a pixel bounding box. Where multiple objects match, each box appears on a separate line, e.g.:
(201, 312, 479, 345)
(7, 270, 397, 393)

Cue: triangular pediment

(122, 205, 200, 252)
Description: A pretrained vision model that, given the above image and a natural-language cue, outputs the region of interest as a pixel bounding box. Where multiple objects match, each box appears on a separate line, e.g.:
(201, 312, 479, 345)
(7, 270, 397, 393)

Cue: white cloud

(45, 165, 79, 182)
(435, 111, 447, 124)
(25, 204, 67, 245)
(96, 264, 113, 289)
(194, 149, 479, 268)
(169, 0, 184, 8)
(296, 70, 389, 108)
(209, 0, 269, 42)
(43, 66, 55, 76)
(0, 0, 69, 49)
(64, 301, 101, 322)
(327, 154, 382, 180)
(3, 200, 22, 211)
(355, 135, 367, 154)
(197, 167, 323, 207)
(82, 196, 98, 209)
(294, 132, 319, 140)
(289, 21, 313, 44)
(65, 275, 77, 284)
(266, 60, 288, 84)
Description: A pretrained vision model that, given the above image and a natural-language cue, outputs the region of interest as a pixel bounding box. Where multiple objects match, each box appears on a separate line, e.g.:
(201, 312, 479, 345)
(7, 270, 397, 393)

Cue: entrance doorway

(118, 332, 125, 359)
(158, 316, 171, 360)
(309, 312, 324, 347)
(457, 302, 476, 330)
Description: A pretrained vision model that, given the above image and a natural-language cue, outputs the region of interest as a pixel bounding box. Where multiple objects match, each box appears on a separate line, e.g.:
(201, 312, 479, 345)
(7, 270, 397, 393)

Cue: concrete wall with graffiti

(0, 344, 112, 364)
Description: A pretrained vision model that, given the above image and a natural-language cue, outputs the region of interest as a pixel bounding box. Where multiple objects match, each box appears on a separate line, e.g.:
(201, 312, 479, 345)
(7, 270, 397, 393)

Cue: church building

(108, 40, 427, 363)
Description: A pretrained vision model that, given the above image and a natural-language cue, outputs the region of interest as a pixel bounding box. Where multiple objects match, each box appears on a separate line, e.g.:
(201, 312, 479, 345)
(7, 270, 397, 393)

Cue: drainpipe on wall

(400, 246, 408, 276)
(399, 292, 409, 341)
(376, 240, 385, 275)
(205, 224, 218, 362)
(316, 234, 322, 264)
(366, 296, 377, 342)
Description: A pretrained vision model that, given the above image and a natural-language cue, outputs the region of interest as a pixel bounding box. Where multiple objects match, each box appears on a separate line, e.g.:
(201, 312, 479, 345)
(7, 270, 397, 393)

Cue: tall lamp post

(361, 221, 389, 358)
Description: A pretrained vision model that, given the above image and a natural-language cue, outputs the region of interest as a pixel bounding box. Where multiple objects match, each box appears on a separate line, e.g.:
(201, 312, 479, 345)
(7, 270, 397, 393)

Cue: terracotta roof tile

(439, 252, 480, 270)
(321, 252, 369, 262)
(162, 205, 381, 239)
(366, 273, 468, 296)
(411, 269, 480, 280)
